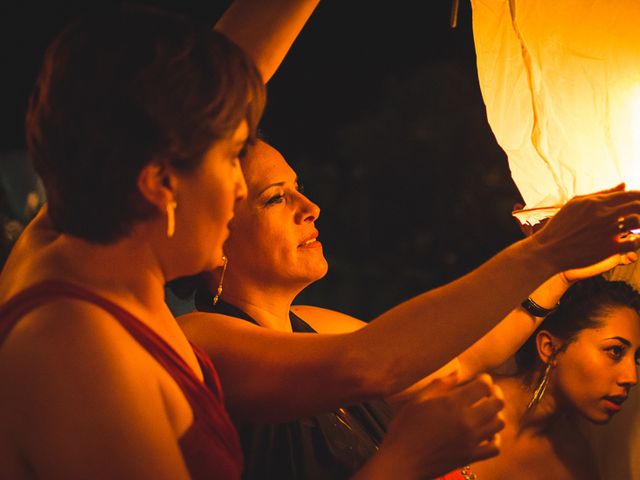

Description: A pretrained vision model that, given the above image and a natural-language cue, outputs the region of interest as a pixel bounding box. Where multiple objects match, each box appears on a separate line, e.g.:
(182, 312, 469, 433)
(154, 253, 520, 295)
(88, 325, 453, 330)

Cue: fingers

(383, 373, 505, 477)
(470, 435, 502, 462)
(618, 235, 640, 254)
(589, 188, 640, 206)
(421, 370, 459, 396)
(465, 381, 505, 448)
(622, 251, 639, 264)
(599, 182, 626, 194)
(612, 210, 640, 229)
(455, 372, 494, 404)
(470, 393, 505, 425)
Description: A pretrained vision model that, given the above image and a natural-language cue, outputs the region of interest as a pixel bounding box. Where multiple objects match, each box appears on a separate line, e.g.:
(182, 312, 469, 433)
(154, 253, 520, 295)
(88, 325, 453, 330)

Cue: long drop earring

(166, 200, 177, 238)
(212, 255, 228, 306)
(526, 350, 557, 411)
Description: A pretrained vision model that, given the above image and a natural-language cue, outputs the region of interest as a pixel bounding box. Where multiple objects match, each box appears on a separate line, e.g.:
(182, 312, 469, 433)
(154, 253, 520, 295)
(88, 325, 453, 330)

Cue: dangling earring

(166, 200, 177, 238)
(526, 350, 557, 411)
(212, 255, 227, 306)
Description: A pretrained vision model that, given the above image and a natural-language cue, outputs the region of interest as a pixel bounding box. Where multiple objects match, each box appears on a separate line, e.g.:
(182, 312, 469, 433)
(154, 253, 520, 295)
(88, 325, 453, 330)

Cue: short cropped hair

(27, 4, 265, 243)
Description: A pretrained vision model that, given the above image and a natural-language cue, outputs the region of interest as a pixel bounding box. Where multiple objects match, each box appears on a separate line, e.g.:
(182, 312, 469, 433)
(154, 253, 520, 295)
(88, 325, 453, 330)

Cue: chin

(582, 410, 615, 425)
(312, 261, 329, 281)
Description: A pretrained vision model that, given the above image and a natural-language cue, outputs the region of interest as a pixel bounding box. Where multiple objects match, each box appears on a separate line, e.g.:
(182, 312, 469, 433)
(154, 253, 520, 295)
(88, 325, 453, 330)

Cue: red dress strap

(0, 280, 243, 479)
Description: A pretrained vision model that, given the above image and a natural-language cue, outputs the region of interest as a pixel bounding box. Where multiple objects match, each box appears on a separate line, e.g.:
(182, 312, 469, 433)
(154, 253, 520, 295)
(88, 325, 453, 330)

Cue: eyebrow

(605, 336, 631, 347)
(256, 176, 299, 197)
(257, 181, 285, 197)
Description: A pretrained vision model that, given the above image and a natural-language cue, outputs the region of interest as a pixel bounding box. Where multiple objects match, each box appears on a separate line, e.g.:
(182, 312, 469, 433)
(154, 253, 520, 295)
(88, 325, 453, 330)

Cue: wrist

(525, 229, 572, 275)
(518, 236, 560, 279)
(521, 296, 559, 317)
(558, 270, 573, 288)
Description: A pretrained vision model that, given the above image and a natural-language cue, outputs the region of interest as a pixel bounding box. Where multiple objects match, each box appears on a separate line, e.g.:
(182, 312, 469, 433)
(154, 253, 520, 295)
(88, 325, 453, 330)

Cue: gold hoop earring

(166, 200, 177, 238)
(212, 255, 227, 306)
(526, 350, 557, 411)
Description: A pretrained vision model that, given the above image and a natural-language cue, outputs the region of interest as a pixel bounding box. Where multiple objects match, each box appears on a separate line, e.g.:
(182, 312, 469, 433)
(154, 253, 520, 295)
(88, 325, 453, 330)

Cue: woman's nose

(295, 195, 320, 224)
(618, 362, 639, 389)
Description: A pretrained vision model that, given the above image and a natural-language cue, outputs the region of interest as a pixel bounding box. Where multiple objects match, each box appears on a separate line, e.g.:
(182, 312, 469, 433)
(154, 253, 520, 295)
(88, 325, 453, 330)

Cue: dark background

(1, 1, 524, 319)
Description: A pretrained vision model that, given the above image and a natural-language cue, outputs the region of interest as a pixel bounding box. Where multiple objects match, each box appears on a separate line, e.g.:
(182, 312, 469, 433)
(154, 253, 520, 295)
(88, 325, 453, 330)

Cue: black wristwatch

(521, 297, 558, 317)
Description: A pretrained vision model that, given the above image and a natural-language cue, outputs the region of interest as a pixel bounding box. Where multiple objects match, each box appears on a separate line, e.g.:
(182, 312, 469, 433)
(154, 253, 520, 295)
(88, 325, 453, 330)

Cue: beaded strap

(461, 465, 477, 480)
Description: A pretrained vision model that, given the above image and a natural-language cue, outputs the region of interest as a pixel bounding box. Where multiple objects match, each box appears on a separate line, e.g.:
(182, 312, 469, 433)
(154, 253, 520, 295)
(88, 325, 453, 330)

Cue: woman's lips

(602, 395, 627, 412)
(298, 230, 321, 248)
(299, 238, 322, 248)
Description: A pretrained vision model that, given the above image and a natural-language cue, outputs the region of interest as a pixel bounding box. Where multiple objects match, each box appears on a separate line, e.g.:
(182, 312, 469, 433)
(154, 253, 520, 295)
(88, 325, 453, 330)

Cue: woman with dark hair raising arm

(178, 139, 640, 478)
(438, 277, 640, 479)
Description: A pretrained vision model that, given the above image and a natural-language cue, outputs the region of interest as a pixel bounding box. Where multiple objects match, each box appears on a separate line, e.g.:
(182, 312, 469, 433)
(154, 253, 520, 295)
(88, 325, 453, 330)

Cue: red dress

(438, 465, 475, 479)
(0, 280, 244, 479)
(438, 471, 466, 479)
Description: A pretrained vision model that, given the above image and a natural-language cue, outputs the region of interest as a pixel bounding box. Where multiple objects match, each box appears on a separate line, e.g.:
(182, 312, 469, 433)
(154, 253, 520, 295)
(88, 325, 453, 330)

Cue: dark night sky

(1, 1, 524, 319)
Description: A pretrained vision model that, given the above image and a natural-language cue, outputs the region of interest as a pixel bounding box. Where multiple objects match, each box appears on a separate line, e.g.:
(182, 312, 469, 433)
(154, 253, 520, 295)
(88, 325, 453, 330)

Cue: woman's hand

(562, 251, 638, 283)
(532, 184, 640, 271)
(358, 373, 504, 479)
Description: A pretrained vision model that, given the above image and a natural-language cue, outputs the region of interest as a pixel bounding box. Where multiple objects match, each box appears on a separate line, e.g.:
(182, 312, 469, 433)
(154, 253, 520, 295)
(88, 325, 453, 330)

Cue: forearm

(193, 237, 557, 420)
(353, 236, 557, 395)
(214, 0, 320, 82)
(455, 272, 570, 380)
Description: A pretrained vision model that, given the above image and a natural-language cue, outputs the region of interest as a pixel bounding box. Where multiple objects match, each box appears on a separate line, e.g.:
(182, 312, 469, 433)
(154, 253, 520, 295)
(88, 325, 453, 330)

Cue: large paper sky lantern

(471, 0, 640, 226)
(470, 4, 640, 477)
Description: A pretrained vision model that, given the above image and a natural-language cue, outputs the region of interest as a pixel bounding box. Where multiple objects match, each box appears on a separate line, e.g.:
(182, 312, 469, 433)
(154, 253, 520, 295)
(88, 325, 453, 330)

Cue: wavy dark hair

(27, 4, 265, 243)
(515, 276, 640, 372)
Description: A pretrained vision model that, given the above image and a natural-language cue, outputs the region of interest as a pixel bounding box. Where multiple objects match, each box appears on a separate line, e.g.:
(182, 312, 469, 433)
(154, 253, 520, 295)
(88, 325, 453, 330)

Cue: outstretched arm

(293, 253, 636, 408)
(214, 0, 320, 82)
(181, 188, 640, 423)
(455, 253, 636, 379)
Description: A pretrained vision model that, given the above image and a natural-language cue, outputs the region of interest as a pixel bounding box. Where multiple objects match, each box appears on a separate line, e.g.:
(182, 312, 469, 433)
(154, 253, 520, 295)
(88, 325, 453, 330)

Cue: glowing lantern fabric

(471, 3, 640, 478)
(471, 0, 640, 226)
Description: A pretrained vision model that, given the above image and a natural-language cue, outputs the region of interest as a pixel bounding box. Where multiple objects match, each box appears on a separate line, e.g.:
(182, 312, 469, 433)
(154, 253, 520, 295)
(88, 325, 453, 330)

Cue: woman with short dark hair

(0, 3, 309, 478)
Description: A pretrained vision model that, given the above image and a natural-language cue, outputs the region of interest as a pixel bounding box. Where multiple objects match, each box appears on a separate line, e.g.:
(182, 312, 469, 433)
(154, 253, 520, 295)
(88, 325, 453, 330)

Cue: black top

(194, 291, 392, 480)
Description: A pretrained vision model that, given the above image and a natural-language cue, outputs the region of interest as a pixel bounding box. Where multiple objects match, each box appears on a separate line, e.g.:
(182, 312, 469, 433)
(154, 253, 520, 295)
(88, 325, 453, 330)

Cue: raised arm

(214, 0, 320, 83)
(454, 252, 637, 380)
(181, 185, 640, 423)
(385, 252, 637, 406)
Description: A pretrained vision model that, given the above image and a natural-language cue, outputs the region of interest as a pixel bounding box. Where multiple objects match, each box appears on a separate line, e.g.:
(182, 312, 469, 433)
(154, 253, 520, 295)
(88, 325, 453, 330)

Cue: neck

(61, 233, 168, 308)
(500, 374, 566, 436)
(2, 213, 170, 318)
(218, 271, 306, 332)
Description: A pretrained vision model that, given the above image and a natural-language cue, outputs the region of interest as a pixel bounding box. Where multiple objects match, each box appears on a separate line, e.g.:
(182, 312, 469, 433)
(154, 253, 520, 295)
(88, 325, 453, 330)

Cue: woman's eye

(265, 194, 284, 205)
(606, 346, 625, 361)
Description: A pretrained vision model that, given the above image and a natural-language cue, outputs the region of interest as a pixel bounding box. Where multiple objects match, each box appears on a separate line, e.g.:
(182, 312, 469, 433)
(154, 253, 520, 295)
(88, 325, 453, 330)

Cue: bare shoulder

(0, 297, 164, 421)
(0, 298, 188, 478)
(291, 305, 367, 333)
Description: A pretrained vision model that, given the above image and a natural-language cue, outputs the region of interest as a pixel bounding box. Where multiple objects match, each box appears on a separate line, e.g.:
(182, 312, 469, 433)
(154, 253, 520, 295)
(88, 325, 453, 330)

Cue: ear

(535, 330, 563, 365)
(137, 162, 178, 210)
